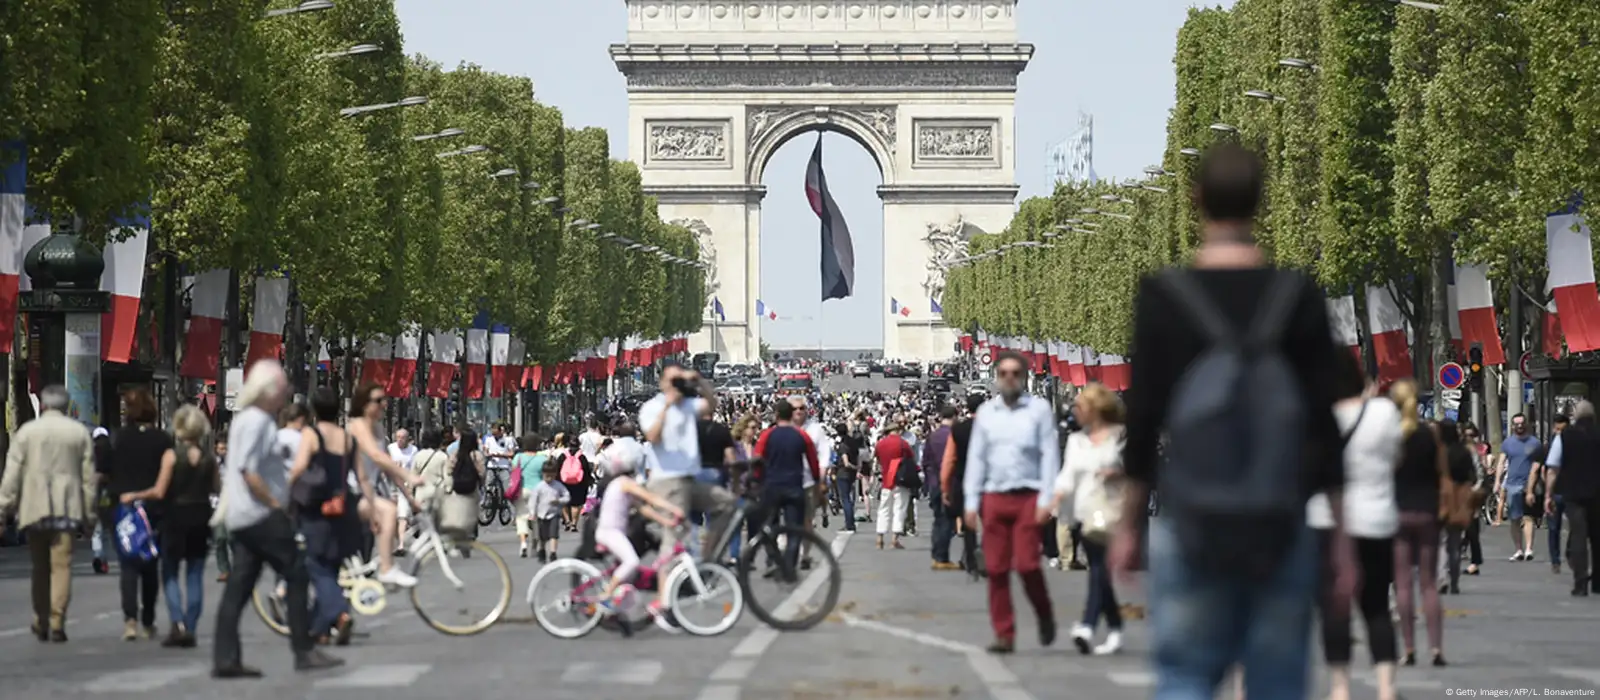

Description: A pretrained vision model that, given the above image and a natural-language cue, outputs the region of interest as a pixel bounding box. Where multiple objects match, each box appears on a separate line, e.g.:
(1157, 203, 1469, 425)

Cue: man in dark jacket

(924, 406, 958, 570)
(1545, 401, 1600, 595)
(941, 395, 986, 578)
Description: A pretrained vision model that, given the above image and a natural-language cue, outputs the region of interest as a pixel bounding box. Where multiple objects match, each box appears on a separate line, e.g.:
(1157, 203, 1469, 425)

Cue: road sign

(979, 352, 993, 366)
(1520, 352, 1532, 377)
(1438, 362, 1466, 390)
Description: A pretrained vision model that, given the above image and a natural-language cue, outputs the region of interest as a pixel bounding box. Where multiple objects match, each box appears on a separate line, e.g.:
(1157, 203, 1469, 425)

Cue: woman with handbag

(287, 389, 360, 645)
(1049, 383, 1127, 656)
(438, 431, 486, 539)
(119, 406, 217, 648)
(1310, 352, 1401, 700)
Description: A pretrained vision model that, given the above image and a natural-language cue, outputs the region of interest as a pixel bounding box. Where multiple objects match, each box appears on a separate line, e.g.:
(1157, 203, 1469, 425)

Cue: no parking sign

(979, 352, 993, 366)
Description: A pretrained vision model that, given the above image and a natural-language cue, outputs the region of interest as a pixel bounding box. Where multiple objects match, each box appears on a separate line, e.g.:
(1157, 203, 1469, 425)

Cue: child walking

(529, 462, 570, 562)
(513, 436, 552, 558)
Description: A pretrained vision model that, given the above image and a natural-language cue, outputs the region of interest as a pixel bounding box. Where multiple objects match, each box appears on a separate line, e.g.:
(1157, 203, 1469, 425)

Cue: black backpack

(1155, 270, 1309, 574)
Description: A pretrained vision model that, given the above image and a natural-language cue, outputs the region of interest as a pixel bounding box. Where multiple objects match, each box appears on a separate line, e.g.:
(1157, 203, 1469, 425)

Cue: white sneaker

(1509, 550, 1524, 562)
(1070, 623, 1093, 655)
(1093, 630, 1123, 655)
(377, 567, 419, 588)
(1047, 557, 1061, 570)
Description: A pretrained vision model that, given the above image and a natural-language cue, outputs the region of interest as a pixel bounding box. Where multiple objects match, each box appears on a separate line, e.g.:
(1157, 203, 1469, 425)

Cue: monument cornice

(643, 183, 768, 204)
(876, 183, 1019, 204)
(611, 42, 1034, 62)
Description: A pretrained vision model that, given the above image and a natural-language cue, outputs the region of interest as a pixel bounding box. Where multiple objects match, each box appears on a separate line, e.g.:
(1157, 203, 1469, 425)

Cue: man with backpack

(873, 423, 917, 550)
(1112, 144, 1356, 699)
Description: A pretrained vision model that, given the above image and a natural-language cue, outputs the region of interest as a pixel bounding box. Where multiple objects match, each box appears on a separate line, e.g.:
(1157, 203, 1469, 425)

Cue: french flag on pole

(245, 276, 290, 371)
(890, 298, 910, 317)
(425, 329, 458, 399)
(1366, 284, 1412, 385)
(464, 312, 490, 399)
(488, 324, 510, 398)
(101, 212, 150, 363)
(713, 297, 725, 322)
(388, 328, 420, 398)
(1454, 261, 1505, 365)
(931, 297, 943, 315)
(1327, 295, 1361, 361)
(0, 143, 23, 354)
(806, 135, 855, 301)
(1546, 198, 1600, 353)
(180, 270, 228, 378)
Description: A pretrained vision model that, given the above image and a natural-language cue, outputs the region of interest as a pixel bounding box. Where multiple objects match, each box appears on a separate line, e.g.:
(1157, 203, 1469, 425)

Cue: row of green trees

(944, 0, 1598, 372)
(0, 0, 705, 366)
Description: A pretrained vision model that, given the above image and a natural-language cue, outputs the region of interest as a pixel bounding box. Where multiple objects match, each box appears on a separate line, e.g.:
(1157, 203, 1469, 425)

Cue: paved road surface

(3, 501, 1598, 699)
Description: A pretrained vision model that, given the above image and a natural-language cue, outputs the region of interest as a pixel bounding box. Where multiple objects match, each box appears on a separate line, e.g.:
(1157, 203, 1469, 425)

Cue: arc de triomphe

(613, 1, 1032, 362)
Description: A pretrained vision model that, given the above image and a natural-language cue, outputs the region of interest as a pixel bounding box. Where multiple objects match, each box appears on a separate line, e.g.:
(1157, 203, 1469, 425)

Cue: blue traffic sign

(1438, 362, 1466, 390)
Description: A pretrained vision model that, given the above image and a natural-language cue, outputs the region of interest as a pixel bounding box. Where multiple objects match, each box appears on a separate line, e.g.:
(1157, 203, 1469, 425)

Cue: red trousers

(981, 490, 1055, 642)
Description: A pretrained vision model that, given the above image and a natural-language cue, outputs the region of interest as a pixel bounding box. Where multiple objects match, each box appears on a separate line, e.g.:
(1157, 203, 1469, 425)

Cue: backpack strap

(1157, 270, 1238, 346)
(1245, 272, 1304, 348)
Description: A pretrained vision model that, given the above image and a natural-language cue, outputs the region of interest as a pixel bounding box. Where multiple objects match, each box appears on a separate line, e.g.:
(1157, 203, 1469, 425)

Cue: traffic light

(1468, 345, 1485, 390)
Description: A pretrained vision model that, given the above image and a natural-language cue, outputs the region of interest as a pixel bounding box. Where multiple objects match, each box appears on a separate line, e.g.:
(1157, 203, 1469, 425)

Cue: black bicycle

(478, 469, 514, 527)
(702, 488, 841, 631)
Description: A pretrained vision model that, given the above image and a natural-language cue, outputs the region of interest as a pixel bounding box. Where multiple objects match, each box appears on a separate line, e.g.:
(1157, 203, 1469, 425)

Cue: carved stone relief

(916, 123, 995, 159)
(922, 215, 976, 303)
(624, 64, 1020, 90)
(746, 104, 896, 165)
(670, 218, 720, 296)
(648, 122, 729, 162)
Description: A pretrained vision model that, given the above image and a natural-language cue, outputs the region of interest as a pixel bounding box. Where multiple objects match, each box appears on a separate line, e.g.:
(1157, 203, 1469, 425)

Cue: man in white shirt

(640, 364, 735, 555)
(579, 420, 605, 464)
(387, 429, 419, 551)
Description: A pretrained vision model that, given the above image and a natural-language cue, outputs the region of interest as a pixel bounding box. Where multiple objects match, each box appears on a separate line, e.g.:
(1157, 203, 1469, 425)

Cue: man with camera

(640, 363, 737, 556)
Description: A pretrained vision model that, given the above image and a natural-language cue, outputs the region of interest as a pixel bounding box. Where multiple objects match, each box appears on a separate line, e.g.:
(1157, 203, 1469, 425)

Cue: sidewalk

(750, 503, 1600, 699)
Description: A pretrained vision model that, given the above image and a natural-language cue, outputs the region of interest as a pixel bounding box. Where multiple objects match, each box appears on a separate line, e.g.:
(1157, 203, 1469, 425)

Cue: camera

(672, 377, 699, 398)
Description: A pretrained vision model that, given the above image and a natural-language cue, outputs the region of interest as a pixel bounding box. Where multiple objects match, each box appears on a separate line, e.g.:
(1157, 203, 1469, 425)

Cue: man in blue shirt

(1499, 413, 1543, 561)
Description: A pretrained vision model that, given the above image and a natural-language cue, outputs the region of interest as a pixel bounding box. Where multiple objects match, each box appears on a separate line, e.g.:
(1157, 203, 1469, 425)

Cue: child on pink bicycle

(592, 424, 684, 616)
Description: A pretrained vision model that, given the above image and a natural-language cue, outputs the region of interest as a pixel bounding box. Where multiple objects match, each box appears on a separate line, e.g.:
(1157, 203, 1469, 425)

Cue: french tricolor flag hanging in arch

(426, 329, 459, 399)
(246, 276, 290, 371)
(1366, 284, 1412, 385)
(180, 269, 228, 378)
(806, 134, 855, 301)
(464, 311, 490, 399)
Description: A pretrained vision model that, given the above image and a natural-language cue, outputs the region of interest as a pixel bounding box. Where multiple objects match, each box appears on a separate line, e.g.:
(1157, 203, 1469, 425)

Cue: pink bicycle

(525, 528, 743, 638)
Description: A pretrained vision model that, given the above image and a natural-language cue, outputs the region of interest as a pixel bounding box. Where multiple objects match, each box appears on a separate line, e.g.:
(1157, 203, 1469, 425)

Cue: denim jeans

(306, 556, 348, 637)
(1147, 518, 1319, 700)
(762, 488, 807, 570)
(161, 554, 207, 631)
(1081, 539, 1123, 630)
(835, 473, 857, 529)
(929, 484, 954, 563)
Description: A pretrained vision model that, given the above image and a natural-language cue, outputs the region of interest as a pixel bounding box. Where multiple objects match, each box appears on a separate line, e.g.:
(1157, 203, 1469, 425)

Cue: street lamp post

(264, 0, 333, 18)
(340, 96, 428, 118)
(317, 43, 381, 59)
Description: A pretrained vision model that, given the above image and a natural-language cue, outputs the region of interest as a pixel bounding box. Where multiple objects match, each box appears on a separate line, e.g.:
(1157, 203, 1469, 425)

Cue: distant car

(899, 379, 922, 393)
(868, 360, 885, 374)
(966, 384, 990, 399)
(927, 377, 952, 394)
(748, 378, 773, 397)
(904, 362, 923, 378)
(850, 362, 872, 378)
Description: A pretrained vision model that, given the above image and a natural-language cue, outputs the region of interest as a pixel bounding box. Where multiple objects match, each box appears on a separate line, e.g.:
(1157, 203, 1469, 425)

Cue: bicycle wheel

(666, 562, 743, 636)
(478, 494, 498, 526)
(526, 558, 606, 639)
(497, 501, 514, 526)
(409, 539, 512, 635)
(250, 576, 293, 637)
(736, 525, 841, 631)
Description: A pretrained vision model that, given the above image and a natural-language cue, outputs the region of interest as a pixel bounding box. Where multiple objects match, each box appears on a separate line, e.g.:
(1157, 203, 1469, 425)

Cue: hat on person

(92, 427, 110, 439)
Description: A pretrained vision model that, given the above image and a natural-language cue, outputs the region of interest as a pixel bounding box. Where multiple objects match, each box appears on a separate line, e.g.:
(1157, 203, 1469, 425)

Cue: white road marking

(0, 616, 81, 638)
(562, 660, 664, 685)
(314, 663, 431, 688)
(966, 651, 1037, 700)
(1552, 668, 1600, 685)
(696, 531, 851, 700)
(83, 665, 205, 693)
(1107, 670, 1157, 687)
(837, 611, 980, 654)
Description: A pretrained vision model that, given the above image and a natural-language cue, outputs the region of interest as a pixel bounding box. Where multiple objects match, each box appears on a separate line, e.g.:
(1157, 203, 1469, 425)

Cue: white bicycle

(254, 511, 513, 636)
(526, 525, 743, 639)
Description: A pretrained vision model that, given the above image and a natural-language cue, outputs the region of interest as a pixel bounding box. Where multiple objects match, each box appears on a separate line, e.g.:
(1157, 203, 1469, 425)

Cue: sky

(393, 1, 1220, 350)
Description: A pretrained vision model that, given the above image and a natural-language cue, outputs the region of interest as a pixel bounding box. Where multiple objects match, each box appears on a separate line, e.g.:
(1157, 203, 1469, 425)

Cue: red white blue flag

(805, 135, 855, 301)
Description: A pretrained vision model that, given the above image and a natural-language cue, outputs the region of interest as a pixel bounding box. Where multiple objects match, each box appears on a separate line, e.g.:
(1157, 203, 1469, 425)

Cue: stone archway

(614, 0, 1032, 362)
